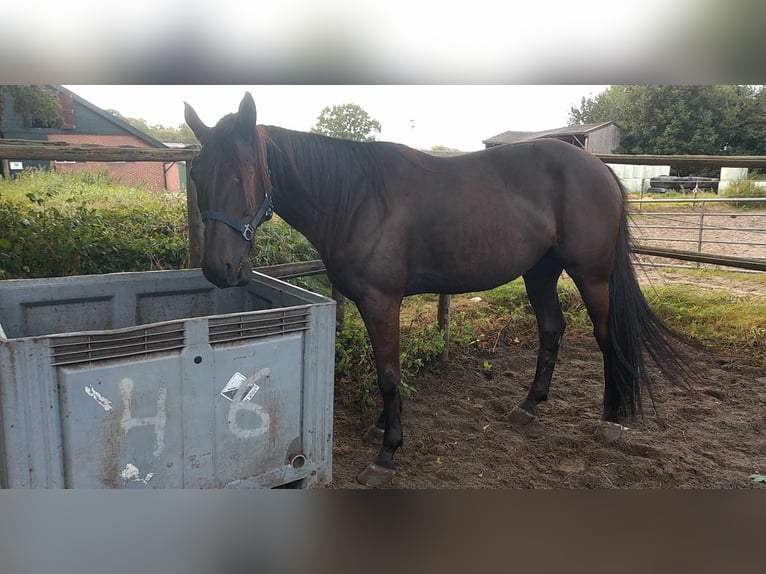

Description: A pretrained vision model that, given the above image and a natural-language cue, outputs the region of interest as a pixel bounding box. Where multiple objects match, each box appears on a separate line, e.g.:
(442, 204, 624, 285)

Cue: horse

(184, 92, 689, 488)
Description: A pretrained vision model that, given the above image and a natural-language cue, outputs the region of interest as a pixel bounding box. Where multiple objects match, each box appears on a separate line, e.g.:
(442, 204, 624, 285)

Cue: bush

(251, 216, 318, 266)
(0, 171, 188, 279)
(720, 179, 766, 209)
(0, 170, 319, 280)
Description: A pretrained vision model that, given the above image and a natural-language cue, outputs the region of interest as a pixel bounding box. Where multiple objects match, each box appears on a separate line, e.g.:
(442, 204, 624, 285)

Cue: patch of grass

(334, 299, 445, 410)
(646, 284, 766, 358)
(429, 276, 764, 368)
(468, 278, 593, 331)
(629, 191, 721, 212)
(450, 273, 763, 358)
(652, 266, 766, 288)
(720, 179, 766, 209)
(650, 190, 718, 200)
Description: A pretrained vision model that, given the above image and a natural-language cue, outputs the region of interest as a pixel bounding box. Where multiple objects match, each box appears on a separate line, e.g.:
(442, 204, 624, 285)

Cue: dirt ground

(327, 268, 766, 489)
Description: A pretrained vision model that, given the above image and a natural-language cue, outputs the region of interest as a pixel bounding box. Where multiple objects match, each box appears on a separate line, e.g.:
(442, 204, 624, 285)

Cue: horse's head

(184, 92, 272, 288)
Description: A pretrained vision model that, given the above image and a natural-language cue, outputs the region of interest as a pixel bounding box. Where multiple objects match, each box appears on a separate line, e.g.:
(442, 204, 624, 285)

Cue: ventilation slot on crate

(51, 323, 185, 366)
(209, 307, 310, 346)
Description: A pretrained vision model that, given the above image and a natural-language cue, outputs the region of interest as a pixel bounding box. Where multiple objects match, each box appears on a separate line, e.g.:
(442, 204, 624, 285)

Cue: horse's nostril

(223, 262, 240, 286)
(237, 258, 252, 285)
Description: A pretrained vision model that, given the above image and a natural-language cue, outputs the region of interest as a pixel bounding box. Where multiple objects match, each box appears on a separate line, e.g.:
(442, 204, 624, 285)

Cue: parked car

(647, 176, 719, 194)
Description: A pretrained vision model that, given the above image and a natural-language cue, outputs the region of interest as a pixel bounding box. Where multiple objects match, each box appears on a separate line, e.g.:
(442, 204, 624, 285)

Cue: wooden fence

(2, 140, 765, 361)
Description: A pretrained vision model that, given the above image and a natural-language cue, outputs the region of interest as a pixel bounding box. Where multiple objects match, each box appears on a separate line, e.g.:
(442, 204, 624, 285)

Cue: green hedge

(0, 170, 319, 280)
(0, 198, 188, 278)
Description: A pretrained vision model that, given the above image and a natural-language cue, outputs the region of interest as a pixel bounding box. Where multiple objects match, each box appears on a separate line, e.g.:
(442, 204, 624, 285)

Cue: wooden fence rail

(0, 139, 198, 162)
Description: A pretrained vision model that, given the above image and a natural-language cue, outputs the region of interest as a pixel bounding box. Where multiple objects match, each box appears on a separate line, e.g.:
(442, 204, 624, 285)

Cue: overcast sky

(65, 85, 608, 151)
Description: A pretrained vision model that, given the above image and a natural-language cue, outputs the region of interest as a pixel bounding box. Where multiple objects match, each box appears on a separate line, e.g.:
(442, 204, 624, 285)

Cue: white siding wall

(719, 167, 749, 193)
(607, 163, 671, 193)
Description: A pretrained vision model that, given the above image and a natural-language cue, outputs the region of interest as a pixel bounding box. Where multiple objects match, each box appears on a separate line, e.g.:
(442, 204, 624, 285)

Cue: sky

(64, 85, 608, 151)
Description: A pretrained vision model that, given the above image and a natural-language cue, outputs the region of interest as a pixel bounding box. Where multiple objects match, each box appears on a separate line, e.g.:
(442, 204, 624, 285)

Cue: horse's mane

(209, 117, 446, 220)
(261, 126, 429, 216)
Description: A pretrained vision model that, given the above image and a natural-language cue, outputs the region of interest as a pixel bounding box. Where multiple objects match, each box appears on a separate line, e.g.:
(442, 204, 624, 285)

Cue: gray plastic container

(0, 269, 335, 488)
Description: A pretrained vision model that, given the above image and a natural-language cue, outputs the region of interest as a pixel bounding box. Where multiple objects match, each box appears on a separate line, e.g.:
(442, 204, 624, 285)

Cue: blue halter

(200, 192, 273, 242)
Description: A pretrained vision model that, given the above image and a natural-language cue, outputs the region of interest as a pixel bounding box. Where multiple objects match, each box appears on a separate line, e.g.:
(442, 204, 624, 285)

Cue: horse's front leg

(355, 291, 403, 488)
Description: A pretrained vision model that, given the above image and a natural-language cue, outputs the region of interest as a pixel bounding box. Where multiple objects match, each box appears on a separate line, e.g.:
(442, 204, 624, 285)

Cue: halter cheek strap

(200, 194, 273, 242)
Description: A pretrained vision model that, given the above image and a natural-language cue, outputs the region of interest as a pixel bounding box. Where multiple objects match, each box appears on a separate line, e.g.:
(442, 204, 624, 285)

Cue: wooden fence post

(185, 161, 203, 268)
(438, 294, 451, 362)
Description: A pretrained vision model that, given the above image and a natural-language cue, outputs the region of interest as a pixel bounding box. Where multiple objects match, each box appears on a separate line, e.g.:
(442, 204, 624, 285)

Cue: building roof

(483, 121, 615, 146)
(52, 85, 168, 149)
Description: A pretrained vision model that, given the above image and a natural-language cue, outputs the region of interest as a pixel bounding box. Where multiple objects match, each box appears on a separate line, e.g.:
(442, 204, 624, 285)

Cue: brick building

(1, 85, 182, 192)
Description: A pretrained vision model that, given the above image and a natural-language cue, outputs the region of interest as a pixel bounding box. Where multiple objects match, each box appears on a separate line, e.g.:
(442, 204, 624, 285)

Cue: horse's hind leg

(510, 256, 566, 425)
(568, 273, 625, 441)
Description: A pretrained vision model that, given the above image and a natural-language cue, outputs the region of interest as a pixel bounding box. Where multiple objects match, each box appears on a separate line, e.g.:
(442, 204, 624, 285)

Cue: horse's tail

(606, 172, 693, 417)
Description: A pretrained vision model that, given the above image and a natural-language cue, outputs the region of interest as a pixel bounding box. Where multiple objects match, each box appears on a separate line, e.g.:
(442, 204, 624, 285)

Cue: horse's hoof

(509, 405, 536, 426)
(361, 425, 385, 445)
(356, 463, 396, 488)
(595, 421, 627, 442)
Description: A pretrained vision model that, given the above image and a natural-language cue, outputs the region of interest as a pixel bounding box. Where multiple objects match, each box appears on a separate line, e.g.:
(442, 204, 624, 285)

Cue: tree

(0, 85, 63, 130)
(568, 85, 766, 156)
(310, 103, 381, 142)
(430, 144, 461, 154)
(106, 110, 197, 144)
(719, 85, 766, 156)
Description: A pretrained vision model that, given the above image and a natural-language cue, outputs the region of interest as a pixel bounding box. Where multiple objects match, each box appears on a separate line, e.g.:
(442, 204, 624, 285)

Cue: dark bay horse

(184, 92, 689, 487)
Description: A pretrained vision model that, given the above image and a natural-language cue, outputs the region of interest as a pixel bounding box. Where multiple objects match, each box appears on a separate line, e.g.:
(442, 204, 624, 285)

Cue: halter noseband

(200, 192, 273, 242)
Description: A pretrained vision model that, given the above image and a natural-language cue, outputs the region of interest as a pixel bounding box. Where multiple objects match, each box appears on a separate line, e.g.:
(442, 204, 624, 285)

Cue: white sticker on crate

(220, 368, 269, 402)
(84, 385, 113, 411)
(120, 463, 154, 485)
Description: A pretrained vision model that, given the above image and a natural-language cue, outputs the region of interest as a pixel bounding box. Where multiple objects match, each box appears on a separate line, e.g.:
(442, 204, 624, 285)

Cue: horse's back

(398, 138, 625, 294)
(488, 139, 625, 277)
(481, 138, 625, 242)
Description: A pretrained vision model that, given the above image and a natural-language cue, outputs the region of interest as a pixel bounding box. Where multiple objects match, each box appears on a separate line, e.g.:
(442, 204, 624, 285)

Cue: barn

(483, 121, 621, 154)
(0, 85, 182, 192)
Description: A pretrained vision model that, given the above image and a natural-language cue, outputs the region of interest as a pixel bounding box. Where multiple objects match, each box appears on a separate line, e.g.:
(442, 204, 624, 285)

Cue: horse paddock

(329, 269, 766, 489)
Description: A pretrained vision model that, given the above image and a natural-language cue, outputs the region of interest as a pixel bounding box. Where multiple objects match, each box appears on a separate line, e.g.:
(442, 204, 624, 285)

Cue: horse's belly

(404, 201, 557, 295)
(405, 250, 543, 296)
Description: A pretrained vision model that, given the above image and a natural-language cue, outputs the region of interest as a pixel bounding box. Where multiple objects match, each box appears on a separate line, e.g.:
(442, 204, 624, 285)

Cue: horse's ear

(184, 102, 210, 143)
(236, 92, 257, 140)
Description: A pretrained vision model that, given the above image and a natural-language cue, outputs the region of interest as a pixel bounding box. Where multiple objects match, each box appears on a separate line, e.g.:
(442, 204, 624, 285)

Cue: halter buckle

(242, 224, 255, 242)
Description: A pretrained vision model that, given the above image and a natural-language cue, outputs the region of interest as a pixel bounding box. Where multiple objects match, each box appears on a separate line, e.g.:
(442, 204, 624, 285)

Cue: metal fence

(627, 197, 766, 272)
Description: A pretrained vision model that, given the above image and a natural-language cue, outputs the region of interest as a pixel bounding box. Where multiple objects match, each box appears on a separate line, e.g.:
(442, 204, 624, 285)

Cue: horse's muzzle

(202, 258, 252, 288)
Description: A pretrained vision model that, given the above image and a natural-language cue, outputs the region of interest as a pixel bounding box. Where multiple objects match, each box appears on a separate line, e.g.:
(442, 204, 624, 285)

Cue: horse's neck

(266, 129, 333, 255)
